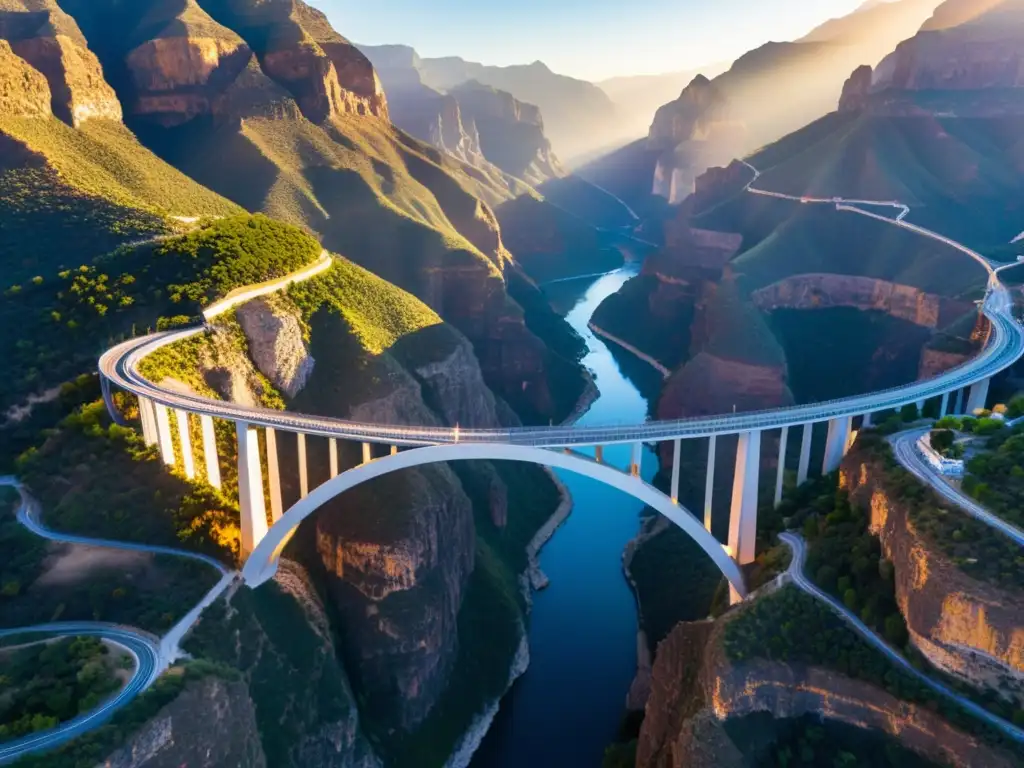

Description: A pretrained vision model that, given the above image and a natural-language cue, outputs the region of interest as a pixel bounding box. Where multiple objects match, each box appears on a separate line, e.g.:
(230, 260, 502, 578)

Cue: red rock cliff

(637, 602, 1018, 768)
(841, 445, 1024, 698)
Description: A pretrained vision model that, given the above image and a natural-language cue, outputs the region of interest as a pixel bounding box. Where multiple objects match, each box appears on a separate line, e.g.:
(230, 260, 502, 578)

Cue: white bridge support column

(822, 416, 853, 475)
(797, 423, 813, 486)
(939, 392, 950, 419)
(138, 397, 157, 447)
(729, 430, 761, 572)
(630, 442, 643, 477)
(362, 442, 373, 465)
(154, 404, 175, 467)
(862, 412, 873, 429)
(174, 409, 195, 480)
(704, 435, 717, 532)
(236, 422, 268, 557)
(954, 388, 965, 415)
(297, 432, 309, 499)
(915, 399, 926, 414)
(265, 428, 284, 523)
(200, 415, 221, 490)
(774, 426, 789, 508)
(329, 439, 339, 479)
(966, 378, 991, 415)
(670, 438, 681, 504)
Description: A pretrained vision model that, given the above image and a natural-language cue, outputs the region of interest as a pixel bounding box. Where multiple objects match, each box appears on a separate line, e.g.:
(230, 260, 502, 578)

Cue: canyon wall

(637, 601, 1017, 768)
(841, 447, 1024, 698)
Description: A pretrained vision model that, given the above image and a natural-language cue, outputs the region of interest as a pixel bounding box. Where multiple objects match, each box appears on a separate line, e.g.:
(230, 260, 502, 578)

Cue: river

(472, 264, 657, 767)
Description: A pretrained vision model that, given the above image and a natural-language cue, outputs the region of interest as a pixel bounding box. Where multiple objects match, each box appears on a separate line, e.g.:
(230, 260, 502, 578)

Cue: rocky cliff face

(839, 64, 873, 112)
(0, 40, 51, 118)
(100, 675, 267, 768)
(235, 295, 314, 398)
(648, 75, 735, 150)
(658, 352, 793, 422)
(841, 448, 1024, 697)
(204, 0, 388, 123)
(449, 80, 563, 184)
(750, 274, 975, 329)
(0, 0, 122, 126)
(637, 606, 1017, 768)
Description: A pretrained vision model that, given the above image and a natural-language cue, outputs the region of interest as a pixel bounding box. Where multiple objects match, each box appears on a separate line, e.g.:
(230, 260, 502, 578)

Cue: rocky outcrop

(100, 674, 266, 768)
(0, 0, 122, 126)
(412, 339, 505, 428)
(449, 80, 563, 184)
(124, 1, 255, 126)
(235, 296, 314, 398)
(637, 607, 1018, 768)
(839, 64, 872, 112)
(918, 347, 972, 380)
(0, 40, 51, 118)
(206, 0, 388, 123)
(842, 447, 1024, 697)
(750, 274, 975, 329)
(315, 461, 476, 731)
(648, 75, 733, 150)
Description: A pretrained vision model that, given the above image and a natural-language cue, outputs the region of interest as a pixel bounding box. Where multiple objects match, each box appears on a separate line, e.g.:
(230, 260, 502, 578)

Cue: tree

(900, 403, 919, 422)
(930, 429, 955, 454)
(884, 614, 907, 646)
(843, 589, 858, 611)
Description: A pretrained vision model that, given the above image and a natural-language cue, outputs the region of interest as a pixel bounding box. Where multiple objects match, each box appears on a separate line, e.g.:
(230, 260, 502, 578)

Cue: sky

(308, 0, 883, 82)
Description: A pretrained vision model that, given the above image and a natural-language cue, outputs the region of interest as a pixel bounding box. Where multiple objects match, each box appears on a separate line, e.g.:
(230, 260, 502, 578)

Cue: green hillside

(0, 117, 241, 283)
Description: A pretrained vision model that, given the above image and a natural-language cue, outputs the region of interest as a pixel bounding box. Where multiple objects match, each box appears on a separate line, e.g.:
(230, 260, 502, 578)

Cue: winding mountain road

(0, 477, 234, 764)
(779, 532, 1024, 744)
(889, 429, 1024, 547)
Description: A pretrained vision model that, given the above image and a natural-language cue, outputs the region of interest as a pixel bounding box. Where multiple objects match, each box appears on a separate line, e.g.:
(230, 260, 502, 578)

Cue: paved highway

(0, 623, 159, 764)
(0, 477, 234, 763)
(98, 163, 1023, 448)
(779, 532, 1024, 743)
(889, 429, 1024, 547)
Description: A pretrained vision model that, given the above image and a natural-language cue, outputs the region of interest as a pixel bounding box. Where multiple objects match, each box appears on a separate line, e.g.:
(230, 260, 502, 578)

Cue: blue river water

(471, 265, 657, 767)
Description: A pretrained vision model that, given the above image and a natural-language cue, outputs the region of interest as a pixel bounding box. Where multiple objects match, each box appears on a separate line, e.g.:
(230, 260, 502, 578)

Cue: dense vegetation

(0, 637, 125, 741)
(855, 431, 1024, 590)
(0, 487, 47, 608)
(0, 214, 321, 414)
(13, 661, 239, 768)
(724, 587, 1018, 752)
(962, 421, 1024, 529)
(16, 401, 238, 563)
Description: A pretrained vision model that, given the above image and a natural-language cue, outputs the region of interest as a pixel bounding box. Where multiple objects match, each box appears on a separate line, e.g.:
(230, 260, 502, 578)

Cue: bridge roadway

(100, 272, 1021, 449)
(96, 159, 1024, 596)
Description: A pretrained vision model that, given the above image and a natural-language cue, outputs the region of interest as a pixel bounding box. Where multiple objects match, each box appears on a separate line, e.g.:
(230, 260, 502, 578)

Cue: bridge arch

(241, 442, 747, 599)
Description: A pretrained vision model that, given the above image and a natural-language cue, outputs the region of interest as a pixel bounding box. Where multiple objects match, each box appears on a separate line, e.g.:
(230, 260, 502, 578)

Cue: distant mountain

(360, 44, 562, 187)
(596, 63, 731, 140)
(587, 0, 941, 207)
(413, 56, 619, 162)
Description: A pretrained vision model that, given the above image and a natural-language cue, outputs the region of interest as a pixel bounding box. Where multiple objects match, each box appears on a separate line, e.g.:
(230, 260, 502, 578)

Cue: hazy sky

(309, 0, 883, 81)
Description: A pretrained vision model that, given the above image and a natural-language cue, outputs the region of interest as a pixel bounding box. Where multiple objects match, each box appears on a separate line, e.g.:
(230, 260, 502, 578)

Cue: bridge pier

(729, 430, 760, 566)
(862, 412, 872, 428)
(154, 404, 176, 467)
(630, 443, 643, 477)
(774, 426, 789, 508)
(362, 442, 373, 465)
(822, 416, 852, 475)
(297, 432, 309, 499)
(174, 409, 195, 480)
(966, 378, 990, 415)
(704, 435, 717, 531)
(329, 438, 339, 479)
(939, 392, 950, 419)
(915, 399, 926, 414)
(954, 388, 965, 415)
(236, 422, 269, 557)
(265, 428, 284, 523)
(797, 423, 813, 485)
(670, 438, 681, 503)
(138, 397, 158, 447)
(594, 445, 604, 464)
(200, 415, 221, 489)
(101, 377, 125, 426)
